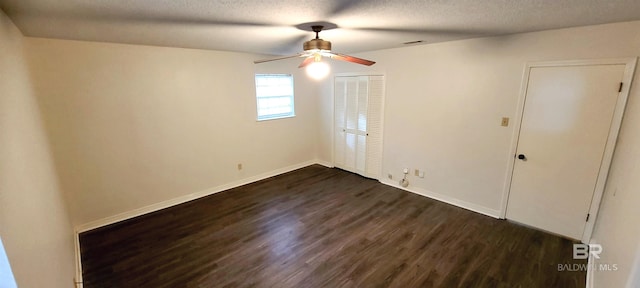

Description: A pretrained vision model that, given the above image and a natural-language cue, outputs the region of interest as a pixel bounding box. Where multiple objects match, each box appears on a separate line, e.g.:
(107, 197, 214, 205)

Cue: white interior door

(506, 64, 627, 240)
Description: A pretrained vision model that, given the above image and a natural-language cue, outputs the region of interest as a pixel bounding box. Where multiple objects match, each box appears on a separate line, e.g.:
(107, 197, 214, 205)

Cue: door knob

(517, 154, 526, 160)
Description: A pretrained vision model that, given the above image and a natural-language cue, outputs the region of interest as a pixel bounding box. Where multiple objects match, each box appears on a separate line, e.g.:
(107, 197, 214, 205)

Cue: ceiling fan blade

(347, 27, 488, 37)
(269, 35, 311, 55)
(298, 56, 315, 68)
(326, 52, 376, 66)
(254, 53, 303, 64)
(329, 0, 368, 15)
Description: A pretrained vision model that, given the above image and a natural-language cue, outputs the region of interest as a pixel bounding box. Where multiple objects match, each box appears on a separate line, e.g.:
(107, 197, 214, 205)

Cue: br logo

(573, 244, 602, 259)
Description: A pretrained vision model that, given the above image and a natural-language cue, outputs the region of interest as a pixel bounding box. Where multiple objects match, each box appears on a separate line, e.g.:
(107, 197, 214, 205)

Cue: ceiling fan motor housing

(304, 39, 331, 51)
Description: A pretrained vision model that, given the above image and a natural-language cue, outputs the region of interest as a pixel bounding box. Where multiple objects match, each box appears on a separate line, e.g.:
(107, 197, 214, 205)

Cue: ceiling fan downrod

(304, 25, 331, 51)
(311, 25, 323, 39)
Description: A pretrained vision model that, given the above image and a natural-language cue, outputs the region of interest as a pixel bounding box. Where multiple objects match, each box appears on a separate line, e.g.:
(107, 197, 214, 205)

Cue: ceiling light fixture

(305, 54, 330, 80)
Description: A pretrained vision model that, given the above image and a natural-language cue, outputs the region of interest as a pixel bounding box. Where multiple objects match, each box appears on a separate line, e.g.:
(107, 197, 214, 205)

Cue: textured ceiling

(1, 0, 640, 55)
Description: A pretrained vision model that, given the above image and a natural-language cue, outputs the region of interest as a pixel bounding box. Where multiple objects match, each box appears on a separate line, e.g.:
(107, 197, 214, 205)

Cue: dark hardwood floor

(80, 165, 586, 287)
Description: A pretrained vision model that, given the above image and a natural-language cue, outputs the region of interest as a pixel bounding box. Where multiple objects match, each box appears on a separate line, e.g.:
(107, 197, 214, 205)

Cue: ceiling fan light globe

(306, 61, 330, 80)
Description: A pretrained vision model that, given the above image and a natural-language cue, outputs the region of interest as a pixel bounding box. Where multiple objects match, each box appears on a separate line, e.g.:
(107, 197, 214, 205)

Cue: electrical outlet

(418, 170, 425, 178)
(237, 163, 243, 170)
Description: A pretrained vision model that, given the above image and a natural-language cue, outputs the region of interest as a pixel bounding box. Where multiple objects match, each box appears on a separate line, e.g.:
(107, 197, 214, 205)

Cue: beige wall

(0, 10, 75, 288)
(25, 39, 320, 226)
(319, 21, 640, 286)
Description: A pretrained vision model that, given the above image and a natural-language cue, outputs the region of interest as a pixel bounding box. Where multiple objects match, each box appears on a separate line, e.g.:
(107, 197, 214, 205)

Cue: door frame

(331, 72, 387, 179)
(499, 58, 637, 243)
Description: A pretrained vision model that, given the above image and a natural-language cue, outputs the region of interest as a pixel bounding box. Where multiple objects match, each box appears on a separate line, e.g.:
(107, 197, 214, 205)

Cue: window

(0, 238, 17, 288)
(255, 74, 295, 121)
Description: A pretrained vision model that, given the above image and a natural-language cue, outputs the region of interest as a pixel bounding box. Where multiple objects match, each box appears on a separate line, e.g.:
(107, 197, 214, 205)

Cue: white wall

(319, 21, 640, 286)
(0, 10, 76, 288)
(25, 39, 320, 226)
(589, 61, 640, 287)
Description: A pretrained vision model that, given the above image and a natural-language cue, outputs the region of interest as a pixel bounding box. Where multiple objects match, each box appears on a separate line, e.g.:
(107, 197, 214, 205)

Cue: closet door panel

(356, 134, 367, 172)
(355, 76, 369, 174)
(334, 78, 346, 167)
(334, 75, 384, 179)
(343, 77, 359, 171)
(365, 76, 384, 178)
(345, 133, 357, 169)
(345, 78, 358, 131)
(357, 77, 368, 133)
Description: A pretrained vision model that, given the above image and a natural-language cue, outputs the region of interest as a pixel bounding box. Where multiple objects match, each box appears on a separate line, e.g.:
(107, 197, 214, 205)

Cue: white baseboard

(73, 159, 320, 287)
(73, 231, 83, 288)
(315, 159, 334, 168)
(75, 160, 317, 233)
(379, 178, 501, 219)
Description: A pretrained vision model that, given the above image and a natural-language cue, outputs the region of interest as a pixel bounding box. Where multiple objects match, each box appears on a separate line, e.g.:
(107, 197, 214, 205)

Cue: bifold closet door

(334, 76, 367, 175)
(334, 75, 384, 179)
(334, 77, 347, 169)
(365, 76, 384, 178)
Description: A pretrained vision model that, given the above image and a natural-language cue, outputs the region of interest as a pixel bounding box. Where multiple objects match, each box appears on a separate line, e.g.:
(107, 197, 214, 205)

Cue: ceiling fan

(254, 25, 376, 68)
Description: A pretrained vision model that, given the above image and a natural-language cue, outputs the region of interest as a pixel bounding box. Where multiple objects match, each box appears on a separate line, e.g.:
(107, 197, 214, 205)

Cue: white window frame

(254, 74, 295, 121)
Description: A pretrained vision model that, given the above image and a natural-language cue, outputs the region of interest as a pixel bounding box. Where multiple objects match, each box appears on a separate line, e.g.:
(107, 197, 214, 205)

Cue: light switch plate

(501, 117, 510, 127)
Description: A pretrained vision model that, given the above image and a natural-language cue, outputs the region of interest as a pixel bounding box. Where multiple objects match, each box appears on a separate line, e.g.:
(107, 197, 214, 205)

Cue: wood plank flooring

(80, 165, 586, 287)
